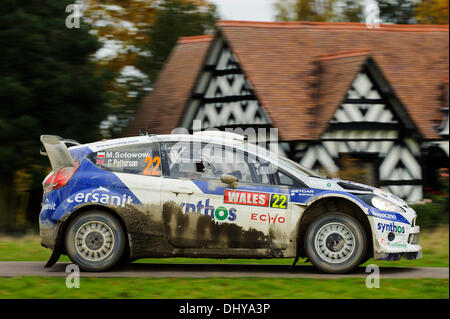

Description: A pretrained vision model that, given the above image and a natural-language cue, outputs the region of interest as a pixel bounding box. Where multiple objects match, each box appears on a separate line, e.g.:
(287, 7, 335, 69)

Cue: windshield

(277, 155, 323, 178)
(242, 142, 323, 178)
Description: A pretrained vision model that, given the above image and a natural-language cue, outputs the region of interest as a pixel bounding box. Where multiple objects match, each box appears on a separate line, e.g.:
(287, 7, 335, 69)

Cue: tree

(79, 0, 217, 137)
(415, 0, 449, 24)
(139, 0, 218, 83)
(377, 0, 417, 24)
(339, 0, 364, 22)
(275, 0, 337, 22)
(274, 0, 364, 22)
(376, 0, 449, 25)
(273, 0, 449, 24)
(0, 0, 108, 228)
(78, 0, 157, 138)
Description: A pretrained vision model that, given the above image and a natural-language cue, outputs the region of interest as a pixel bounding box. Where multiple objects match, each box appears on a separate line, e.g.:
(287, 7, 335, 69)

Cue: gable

(332, 72, 396, 124)
(181, 36, 270, 130)
(329, 63, 408, 129)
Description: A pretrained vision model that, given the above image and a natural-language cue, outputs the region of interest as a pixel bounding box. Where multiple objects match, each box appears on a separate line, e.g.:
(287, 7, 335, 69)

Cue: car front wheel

(305, 212, 367, 274)
(65, 210, 126, 272)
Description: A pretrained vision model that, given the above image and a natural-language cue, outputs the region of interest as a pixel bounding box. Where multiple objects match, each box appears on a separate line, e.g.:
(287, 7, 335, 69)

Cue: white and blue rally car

(39, 132, 421, 273)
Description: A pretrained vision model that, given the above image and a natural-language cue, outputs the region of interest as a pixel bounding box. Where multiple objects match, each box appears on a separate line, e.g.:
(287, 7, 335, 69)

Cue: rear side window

(88, 143, 161, 176)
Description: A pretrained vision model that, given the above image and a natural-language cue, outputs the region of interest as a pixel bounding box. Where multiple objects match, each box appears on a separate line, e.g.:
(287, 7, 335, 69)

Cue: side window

(249, 157, 274, 185)
(89, 143, 161, 176)
(275, 169, 306, 188)
(248, 154, 306, 187)
(162, 142, 253, 183)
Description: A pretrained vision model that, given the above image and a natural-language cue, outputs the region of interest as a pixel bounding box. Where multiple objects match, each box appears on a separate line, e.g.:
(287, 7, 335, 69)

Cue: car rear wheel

(305, 212, 367, 274)
(65, 210, 126, 272)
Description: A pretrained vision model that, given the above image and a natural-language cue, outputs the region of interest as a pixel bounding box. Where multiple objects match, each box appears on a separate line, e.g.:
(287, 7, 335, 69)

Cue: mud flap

(290, 256, 299, 269)
(44, 223, 64, 268)
(44, 245, 62, 268)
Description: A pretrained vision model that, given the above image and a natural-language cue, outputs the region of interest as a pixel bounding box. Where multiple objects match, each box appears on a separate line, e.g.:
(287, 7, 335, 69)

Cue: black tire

(65, 210, 126, 272)
(305, 212, 367, 274)
(358, 255, 371, 267)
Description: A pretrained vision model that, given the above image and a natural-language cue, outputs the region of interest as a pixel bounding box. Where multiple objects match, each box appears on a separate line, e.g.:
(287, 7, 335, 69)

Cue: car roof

(82, 132, 249, 153)
(76, 133, 321, 182)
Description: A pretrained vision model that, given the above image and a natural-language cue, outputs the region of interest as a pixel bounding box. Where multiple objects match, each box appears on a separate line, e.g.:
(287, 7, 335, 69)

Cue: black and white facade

(179, 35, 448, 202)
(296, 65, 423, 201)
(182, 38, 271, 130)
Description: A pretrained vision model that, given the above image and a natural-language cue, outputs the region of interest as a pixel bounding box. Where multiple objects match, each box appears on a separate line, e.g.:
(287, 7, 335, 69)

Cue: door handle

(170, 187, 194, 195)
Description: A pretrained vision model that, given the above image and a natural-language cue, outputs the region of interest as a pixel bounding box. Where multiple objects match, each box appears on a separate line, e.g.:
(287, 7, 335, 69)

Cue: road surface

(0, 262, 448, 279)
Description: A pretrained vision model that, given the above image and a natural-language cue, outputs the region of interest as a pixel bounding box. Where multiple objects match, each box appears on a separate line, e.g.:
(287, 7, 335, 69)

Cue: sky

(208, 0, 378, 22)
(210, 0, 277, 22)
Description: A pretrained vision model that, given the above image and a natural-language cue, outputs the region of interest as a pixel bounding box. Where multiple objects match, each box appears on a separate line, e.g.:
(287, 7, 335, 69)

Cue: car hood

(304, 175, 408, 208)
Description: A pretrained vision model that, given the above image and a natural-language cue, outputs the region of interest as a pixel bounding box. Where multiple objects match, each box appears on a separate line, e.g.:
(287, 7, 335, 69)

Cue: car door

(159, 141, 241, 249)
(159, 140, 294, 252)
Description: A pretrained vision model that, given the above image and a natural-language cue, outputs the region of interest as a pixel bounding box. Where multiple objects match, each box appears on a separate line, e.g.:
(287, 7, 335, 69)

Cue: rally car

(39, 132, 421, 273)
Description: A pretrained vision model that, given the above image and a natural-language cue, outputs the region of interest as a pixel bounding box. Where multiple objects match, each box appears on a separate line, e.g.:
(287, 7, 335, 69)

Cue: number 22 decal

(270, 194, 288, 209)
(143, 156, 161, 176)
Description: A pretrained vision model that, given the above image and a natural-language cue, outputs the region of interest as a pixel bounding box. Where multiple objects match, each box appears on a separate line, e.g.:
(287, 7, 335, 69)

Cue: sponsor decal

(371, 211, 398, 220)
(380, 238, 407, 249)
(369, 209, 410, 225)
(386, 242, 407, 249)
(250, 212, 286, 224)
(290, 189, 314, 197)
(67, 187, 133, 207)
(225, 190, 269, 207)
(42, 199, 56, 211)
(377, 222, 405, 234)
(224, 189, 288, 209)
(181, 199, 237, 222)
(91, 138, 141, 150)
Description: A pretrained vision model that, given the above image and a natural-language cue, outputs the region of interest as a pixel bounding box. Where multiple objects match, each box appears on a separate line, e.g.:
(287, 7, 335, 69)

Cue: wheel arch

(295, 195, 374, 261)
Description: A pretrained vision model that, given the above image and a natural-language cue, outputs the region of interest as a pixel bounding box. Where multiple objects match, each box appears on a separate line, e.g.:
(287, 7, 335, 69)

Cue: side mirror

(220, 174, 238, 189)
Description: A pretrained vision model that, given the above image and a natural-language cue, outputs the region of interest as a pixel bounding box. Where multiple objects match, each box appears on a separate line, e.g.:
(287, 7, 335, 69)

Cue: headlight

(371, 196, 404, 213)
(357, 194, 405, 213)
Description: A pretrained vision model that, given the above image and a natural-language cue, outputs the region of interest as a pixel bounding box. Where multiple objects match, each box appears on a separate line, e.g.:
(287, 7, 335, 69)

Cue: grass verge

(0, 277, 447, 299)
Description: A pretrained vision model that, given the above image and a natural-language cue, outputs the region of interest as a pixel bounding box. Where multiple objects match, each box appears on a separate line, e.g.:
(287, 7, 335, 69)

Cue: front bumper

(375, 251, 422, 261)
(370, 207, 422, 261)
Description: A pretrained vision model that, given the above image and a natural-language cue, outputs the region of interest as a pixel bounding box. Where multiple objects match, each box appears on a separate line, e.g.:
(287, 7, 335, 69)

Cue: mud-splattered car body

(39, 133, 421, 272)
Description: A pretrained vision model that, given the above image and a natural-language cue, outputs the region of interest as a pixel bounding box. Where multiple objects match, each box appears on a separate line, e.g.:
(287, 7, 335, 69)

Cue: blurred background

(0, 0, 448, 233)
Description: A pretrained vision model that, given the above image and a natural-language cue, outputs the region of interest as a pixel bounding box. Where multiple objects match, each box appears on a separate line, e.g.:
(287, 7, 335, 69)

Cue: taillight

(43, 161, 79, 193)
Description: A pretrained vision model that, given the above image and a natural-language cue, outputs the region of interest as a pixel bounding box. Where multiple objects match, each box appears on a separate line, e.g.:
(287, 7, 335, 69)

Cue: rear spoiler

(40, 135, 78, 172)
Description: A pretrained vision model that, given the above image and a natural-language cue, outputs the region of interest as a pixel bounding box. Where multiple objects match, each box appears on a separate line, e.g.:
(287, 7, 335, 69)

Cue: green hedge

(410, 171, 448, 230)
(410, 202, 448, 230)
